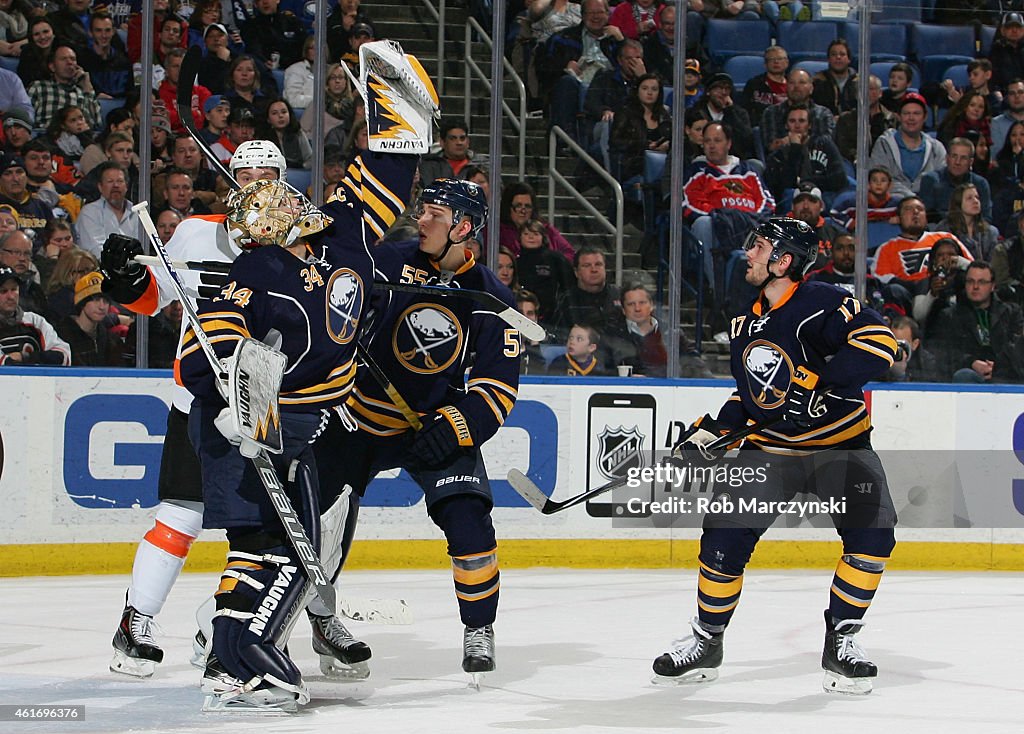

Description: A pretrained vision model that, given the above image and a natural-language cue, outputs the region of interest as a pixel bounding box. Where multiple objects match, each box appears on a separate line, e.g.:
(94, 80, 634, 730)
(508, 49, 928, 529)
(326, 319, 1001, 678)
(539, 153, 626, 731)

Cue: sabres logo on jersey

(743, 340, 794, 410)
(325, 268, 364, 344)
(597, 425, 647, 480)
(393, 303, 464, 373)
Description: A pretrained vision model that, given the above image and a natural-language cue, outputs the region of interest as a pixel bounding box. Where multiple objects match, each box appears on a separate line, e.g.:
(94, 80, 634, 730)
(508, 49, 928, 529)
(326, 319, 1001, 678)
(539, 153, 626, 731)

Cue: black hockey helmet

(744, 217, 819, 279)
(418, 178, 488, 239)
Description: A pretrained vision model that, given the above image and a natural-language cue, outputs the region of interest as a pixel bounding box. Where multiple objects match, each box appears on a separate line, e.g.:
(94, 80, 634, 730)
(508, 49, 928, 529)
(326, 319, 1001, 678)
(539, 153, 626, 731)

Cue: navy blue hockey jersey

(348, 242, 521, 444)
(719, 280, 898, 453)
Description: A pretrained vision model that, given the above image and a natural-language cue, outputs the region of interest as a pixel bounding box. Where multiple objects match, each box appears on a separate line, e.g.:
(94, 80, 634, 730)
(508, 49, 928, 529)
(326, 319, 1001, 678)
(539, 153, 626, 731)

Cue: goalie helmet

(226, 180, 332, 249)
(229, 140, 287, 183)
(743, 217, 819, 279)
(417, 178, 488, 240)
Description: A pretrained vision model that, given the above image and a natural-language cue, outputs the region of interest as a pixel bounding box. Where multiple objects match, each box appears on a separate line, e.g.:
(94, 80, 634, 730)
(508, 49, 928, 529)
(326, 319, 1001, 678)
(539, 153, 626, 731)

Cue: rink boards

(1, 368, 1023, 574)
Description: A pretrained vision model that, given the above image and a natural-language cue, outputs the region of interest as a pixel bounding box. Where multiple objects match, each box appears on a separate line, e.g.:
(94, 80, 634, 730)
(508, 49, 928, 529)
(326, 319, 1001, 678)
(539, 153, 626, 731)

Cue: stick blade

(506, 469, 551, 512)
(498, 307, 547, 343)
(338, 597, 413, 625)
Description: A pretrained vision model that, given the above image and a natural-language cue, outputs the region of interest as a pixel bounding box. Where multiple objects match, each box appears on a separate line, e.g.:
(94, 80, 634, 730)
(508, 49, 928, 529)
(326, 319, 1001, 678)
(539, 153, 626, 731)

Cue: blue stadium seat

(921, 55, 974, 86)
(271, 68, 285, 96)
(793, 60, 829, 78)
(865, 221, 900, 254)
(776, 21, 841, 63)
(98, 97, 126, 127)
(0, 56, 17, 72)
(910, 25, 975, 84)
(722, 55, 765, 92)
(704, 19, 773, 66)
(942, 64, 970, 91)
(841, 22, 908, 62)
(286, 167, 312, 197)
(980, 25, 997, 57)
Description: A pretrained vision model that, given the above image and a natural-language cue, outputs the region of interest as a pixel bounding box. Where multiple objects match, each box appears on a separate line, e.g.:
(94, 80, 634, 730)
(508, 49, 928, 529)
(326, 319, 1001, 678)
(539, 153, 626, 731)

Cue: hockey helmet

(743, 217, 819, 279)
(226, 180, 332, 249)
(229, 140, 287, 183)
(416, 178, 488, 239)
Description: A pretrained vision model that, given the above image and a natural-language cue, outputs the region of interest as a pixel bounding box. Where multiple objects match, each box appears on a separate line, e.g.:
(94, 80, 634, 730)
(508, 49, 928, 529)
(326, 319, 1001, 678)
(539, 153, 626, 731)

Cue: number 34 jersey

(720, 280, 898, 453)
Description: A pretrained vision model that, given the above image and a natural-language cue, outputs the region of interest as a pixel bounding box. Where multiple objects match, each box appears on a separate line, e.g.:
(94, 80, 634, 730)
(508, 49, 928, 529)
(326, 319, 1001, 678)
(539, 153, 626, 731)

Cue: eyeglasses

(511, 203, 533, 212)
(1, 248, 31, 259)
(966, 279, 993, 286)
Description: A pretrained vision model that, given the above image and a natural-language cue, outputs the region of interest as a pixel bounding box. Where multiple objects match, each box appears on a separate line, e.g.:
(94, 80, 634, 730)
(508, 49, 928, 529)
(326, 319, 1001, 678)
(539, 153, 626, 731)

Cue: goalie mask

(414, 178, 488, 262)
(226, 180, 332, 249)
(229, 140, 287, 183)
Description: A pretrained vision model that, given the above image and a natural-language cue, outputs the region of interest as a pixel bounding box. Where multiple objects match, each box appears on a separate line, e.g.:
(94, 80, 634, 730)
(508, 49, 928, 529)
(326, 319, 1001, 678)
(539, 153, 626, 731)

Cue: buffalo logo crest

(393, 304, 464, 373)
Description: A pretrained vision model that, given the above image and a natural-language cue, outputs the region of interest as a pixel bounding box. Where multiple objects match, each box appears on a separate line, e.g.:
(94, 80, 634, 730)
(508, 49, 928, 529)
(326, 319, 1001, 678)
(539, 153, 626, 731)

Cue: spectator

(910, 235, 970, 338)
(0, 66, 31, 121)
(942, 58, 1001, 112)
(465, 164, 490, 199)
(222, 54, 275, 118)
(681, 58, 703, 109)
(161, 168, 211, 219)
(0, 265, 70, 366)
(787, 183, 847, 268)
(740, 45, 789, 128)
(552, 244, 621, 334)
(835, 74, 896, 164)
(45, 103, 92, 177)
(762, 68, 835, 156)
(33, 217, 76, 288)
(516, 219, 575, 321)
(547, 322, 611, 376)
(197, 22, 237, 94)
(691, 72, 755, 162)
(764, 104, 847, 204)
(23, 140, 79, 220)
(936, 183, 1000, 262)
(811, 39, 858, 117)
(188, 0, 237, 49)
(17, 18, 55, 90)
(28, 43, 102, 131)
(257, 98, 311, 169)
(495, 245, 521, 291)
(537, 0, 621, 140)
(79, 129, 136, 187)
(701, 0, 761, 20)
(149, 104, 174, 174)
(880, 61, 914, 116)
(419, 119, 487, 182)
(79, 10, 133, 101)
(155, 134, 226, 212)
(43, 244, 96, 321)
(936, 90, 991, 150)
(158, 47, 212, 136)
(0, 0, 30, 61)
(55, 270, 123, 366)
(75, 161, 138, 257)
(210, 105, 255, 164)
(873, 196, 972, 284)
(338, 19, 375, 76)
(514, 288, 548, 375)
(1, 108, 33, 156)
(499, 181, 576, 261)
(155, 208, 182, 244)
(326, 0, 370, 63)
(582, 38, 647, 156)
(0, 228, 44, 313)
(990, 12, 1024, 93)
(609, 72, 670, 183)
(608, 0, 661, 40)
(920, 137, 994, 224)
(48, 0, 91, 53)
(321, 145, 346, 200)
(833, 167, 900, 232)
(151, 13, 187, 67)
(934, 261, 1024, 382)
(200, 93, 230, 144)
(340, 118, 366, 162)
(0, 152, 52, 239)
(127, 0, 188, 64)
(992, 79, 1024, 159)
(681, 107, 708, 160)
(283, 34, 316, 110)
(241, 0, 308, 72)
(885, 315, 942, 382)
(806, 231, 911, 316)
(79, 106, 137, 175)
(299, 62, 353, 140)
(868, 93, 947, 199)
(641, 4, 708, 89)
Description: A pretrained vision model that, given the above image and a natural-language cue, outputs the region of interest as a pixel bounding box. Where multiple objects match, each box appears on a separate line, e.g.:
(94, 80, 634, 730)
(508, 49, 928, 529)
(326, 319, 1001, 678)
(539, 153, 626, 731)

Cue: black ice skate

(822, 611, 877, 695)
(652, 618, 724, 685)
(462, 624, 495, 688)
(110, 604, 164, 678)
(309, 611, 371, 679)
(200, 651, 241, 695)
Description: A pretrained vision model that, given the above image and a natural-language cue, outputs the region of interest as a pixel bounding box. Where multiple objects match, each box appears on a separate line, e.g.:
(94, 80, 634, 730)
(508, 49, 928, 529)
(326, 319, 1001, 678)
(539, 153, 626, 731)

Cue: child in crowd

(547, 323, 610, 376)
(833, 168, 901, 232)
(684, 59, 703, 109)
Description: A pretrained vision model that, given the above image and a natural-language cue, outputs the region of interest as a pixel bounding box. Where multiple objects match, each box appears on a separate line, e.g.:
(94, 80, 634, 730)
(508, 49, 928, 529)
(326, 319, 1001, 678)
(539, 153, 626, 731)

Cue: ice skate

(201, 678, 309, 715)
(822, 611, 877, 695)
(462, 624, 495, 689)
(200, 651, 241, 695)
(309, 611, 371, 679)
(110, 604, 164, 678)
(652, 618, 723, 685)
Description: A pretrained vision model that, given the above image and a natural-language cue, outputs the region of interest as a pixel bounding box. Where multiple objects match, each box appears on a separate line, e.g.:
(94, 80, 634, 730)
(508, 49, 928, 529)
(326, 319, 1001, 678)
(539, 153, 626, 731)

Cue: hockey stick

(507, 416, 786, 515)
(177, 45, 236, 186)
(133, 200, 336, 611)
(374, 281, 547, 343)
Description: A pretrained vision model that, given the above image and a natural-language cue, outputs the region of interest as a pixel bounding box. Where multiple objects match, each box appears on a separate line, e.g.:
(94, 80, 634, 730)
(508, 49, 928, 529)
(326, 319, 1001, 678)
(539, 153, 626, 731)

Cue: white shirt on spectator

(76, 197, 139, 258)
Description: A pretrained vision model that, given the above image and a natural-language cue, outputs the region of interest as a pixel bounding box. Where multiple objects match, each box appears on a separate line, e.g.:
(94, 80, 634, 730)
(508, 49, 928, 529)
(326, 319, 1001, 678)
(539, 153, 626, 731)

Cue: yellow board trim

(3, 540, 1024, 576)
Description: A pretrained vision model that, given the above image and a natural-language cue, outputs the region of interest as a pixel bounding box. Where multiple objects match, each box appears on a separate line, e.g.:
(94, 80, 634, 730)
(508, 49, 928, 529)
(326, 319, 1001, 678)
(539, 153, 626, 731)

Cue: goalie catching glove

(671, 414, 730, 464)
(785, 366, 828, 429)
(407, 405, 474, 469)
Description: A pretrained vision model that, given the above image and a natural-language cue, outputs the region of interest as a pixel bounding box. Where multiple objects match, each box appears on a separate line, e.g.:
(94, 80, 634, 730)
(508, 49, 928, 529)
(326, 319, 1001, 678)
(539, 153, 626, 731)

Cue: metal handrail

(414, 0, 445, 95)
(547, 126, 624, 287)
(463, 16, 527, 180)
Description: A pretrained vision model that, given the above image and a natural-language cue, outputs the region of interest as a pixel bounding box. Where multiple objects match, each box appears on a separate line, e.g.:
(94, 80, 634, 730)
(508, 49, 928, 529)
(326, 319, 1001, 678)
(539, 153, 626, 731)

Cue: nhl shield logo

(325, 268, 363, 344)
(597, 425, 646, 481)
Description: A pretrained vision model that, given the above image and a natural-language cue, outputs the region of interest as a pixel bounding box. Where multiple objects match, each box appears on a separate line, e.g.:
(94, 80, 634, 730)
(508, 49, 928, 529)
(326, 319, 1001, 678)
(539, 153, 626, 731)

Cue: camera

(932, 265, 950, 279)
(895, 339, 912, 361)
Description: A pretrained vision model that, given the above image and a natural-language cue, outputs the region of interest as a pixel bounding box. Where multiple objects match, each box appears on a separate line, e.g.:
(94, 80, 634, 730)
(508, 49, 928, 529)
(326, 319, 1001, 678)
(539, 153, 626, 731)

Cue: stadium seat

(722, 55, 765, 92)
(922, 55, 974, 86)
(841, 22, 908, 62)
(793, 60, 829, 78)
(776, 21, 841, 63)
(910, 24, 976, 83)
(287, 167, 313, 197)
(0, 56, 17, 72)
(704, 19, 773, 66)
(980, 25, 997, 57)
(942, 64, 970, 91)
(271, 68, 285, 95)
(865, 221, 901, 254)
(98, 97, 125, 127)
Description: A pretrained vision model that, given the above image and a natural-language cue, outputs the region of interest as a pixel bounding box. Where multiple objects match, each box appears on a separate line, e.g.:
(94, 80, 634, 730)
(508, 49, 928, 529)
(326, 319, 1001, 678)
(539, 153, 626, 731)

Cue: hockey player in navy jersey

(653, 218, 899, 695)
(315, 177, 520, 683)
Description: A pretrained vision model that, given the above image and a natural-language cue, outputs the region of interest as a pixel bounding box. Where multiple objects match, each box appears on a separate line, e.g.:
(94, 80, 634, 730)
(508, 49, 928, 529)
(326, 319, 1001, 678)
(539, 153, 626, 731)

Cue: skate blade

(822, 671, 873, 695)
(651, 668, 719, 686)
(109, 650, 156, 678)
(466, 671, 486, 691)
(190, 648, 207, 670)
(318, 654, 370, 680)
(201, 692, 297, 715)
(200, 673, 243, 694)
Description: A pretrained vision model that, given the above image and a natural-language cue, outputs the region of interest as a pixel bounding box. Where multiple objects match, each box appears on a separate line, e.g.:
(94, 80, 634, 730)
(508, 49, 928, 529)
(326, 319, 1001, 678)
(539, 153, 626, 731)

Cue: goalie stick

(507, 416, 785, 515)
(133, 200, 336, 611)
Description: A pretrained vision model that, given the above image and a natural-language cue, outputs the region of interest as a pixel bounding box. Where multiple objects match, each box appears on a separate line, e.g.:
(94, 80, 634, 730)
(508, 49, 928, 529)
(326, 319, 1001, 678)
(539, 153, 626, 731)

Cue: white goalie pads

(344, 40, 440, 154)
(225, 338, 287, 454)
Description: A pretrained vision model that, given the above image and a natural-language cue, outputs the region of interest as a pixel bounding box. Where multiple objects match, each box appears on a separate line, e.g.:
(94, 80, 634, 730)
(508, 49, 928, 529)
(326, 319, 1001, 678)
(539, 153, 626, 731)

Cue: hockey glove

(214, 406, 262, 459)
(784, 366, 828, 429)
(671, 414, 729, 464)
(407, 405, 474, 469)
(100, 234, 144, 277)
